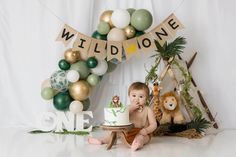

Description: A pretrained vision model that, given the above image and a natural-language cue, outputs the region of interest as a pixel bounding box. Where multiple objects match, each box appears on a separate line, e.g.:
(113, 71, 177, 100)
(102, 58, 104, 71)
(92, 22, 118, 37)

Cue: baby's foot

(88, 137, 102, 145)
(131, 140, 142, 151)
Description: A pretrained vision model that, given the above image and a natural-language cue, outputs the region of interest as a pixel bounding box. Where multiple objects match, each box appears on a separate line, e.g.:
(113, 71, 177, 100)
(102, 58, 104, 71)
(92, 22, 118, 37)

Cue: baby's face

(129, 90, 147, 106)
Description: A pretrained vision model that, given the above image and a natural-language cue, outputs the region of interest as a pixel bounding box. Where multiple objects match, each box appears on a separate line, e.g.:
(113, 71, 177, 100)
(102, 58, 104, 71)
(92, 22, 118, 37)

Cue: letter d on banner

(56, 24, 77, 47)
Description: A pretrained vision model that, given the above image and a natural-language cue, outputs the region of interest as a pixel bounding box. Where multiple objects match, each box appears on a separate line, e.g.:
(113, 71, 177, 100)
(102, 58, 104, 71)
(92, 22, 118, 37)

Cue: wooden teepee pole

(184, 52, 218, 129)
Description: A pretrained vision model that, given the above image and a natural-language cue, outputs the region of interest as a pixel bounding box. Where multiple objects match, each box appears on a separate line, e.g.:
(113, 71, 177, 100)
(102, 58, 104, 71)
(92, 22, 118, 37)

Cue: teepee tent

(146, 37, 218, 138)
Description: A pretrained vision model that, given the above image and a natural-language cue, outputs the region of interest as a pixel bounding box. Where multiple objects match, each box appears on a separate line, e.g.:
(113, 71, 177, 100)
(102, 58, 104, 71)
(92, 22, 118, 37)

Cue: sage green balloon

(131, 9, 153, 31)
(82, 98, 90, 111)
(107, 61, 117, 73)
(97, 21, 110, 35)
(70, 61, 90, 79)
(86, 74, 100, 86)
(41, 87, 55, 100)
(127, 8, 136, 16)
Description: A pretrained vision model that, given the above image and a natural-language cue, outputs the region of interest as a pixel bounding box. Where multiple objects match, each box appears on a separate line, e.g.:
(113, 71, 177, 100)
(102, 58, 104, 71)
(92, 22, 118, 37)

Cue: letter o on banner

(142, 38, 151, 48)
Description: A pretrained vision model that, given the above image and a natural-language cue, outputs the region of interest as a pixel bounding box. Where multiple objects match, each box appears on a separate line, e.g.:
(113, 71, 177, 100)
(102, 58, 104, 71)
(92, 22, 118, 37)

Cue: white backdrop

(0, 0, 235, 129)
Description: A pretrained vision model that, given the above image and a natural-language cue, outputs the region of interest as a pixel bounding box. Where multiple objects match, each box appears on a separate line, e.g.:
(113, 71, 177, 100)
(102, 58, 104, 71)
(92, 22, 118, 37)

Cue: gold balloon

(64, 49, 80, 63)
(69, 81, 90, 101)
(100, 10, 114, 28)
(124, 25, 136, 38)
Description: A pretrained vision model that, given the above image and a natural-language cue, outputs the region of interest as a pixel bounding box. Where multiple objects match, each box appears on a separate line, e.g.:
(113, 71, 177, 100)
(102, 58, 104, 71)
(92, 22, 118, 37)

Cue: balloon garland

(41, 8, 153, 114)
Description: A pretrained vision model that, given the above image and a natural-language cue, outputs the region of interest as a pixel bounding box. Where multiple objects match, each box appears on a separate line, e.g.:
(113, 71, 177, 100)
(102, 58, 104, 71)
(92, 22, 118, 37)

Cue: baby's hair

(128, 82, 149, 97)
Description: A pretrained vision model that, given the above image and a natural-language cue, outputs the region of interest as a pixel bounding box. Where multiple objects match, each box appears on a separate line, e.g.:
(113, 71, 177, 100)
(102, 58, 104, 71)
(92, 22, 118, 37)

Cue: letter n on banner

(137, 33, 156, 53)
(163, 13, 184, 37)
(150, 23, 173, 46)
(88, 39, 107, 60)
(107, 41, 122, 62)
(72, 32, 92, 53)
(56, 24, 77, 47)
(123, 38, 139, 60)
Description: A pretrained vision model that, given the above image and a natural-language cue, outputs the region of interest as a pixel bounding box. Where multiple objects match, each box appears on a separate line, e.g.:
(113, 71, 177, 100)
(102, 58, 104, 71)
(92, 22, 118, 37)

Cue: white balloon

(91, 60, 108, 76)
(111, 9, 130, 29)
(107, 28, 126, 41)
(69, 101, 83, 114)
(66, 70, 80, 82)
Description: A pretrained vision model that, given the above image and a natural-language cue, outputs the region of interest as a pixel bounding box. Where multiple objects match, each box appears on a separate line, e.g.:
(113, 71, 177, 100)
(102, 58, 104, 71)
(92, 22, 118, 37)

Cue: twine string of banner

(38, 0, 186, 29)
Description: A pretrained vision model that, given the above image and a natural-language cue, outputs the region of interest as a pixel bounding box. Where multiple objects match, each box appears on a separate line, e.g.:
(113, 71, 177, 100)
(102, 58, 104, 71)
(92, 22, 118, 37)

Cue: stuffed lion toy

(160, 91, 185, 124)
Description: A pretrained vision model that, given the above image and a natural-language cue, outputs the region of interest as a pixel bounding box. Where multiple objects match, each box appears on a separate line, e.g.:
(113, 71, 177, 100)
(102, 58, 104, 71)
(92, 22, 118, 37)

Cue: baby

(88, 82, 157, 151)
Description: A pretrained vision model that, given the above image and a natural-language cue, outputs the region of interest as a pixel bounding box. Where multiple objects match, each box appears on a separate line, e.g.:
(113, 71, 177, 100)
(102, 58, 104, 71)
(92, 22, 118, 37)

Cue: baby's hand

(139, 128, 148, 136)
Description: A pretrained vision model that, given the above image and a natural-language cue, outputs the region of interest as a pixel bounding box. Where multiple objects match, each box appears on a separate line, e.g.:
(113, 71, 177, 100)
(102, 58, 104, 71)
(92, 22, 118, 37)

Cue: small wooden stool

(100, 124, 134, 150)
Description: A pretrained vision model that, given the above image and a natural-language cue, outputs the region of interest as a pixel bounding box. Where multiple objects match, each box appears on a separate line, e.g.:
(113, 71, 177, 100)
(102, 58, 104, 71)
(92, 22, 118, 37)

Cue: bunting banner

(56, 13, 184, 61)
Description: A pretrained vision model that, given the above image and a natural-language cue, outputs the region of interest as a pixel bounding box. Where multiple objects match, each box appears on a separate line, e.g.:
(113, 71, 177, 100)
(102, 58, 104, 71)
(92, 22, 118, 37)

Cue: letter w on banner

(56, 24, 77, 46)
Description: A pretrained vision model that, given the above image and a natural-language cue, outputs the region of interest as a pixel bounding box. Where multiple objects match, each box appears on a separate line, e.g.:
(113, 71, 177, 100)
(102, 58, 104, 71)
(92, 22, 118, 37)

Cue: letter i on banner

(163, 13, 184, 37)
(107, 41, 122, 62)
(123, 38, 139, 60)
(56, 24, 77, 47)
(72, 32, 91, 53)
(88, 38, 107, 60)
(137, 33, 156, 53)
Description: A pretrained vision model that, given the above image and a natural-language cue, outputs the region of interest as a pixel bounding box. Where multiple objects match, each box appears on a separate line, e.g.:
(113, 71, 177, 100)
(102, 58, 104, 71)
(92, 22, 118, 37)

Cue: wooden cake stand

(100, 123, 134, 150)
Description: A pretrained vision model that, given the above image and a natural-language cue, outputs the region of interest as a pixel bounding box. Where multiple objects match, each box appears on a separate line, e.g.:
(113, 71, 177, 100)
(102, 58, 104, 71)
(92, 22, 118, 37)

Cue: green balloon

(41, 87, 54, 100)
(82, 98, 90, 111)
(107, 61, 117, 73)
(86, 57, 98, 68)
(135, 31, 145, 37)
(70, 61, 90, 79)
(92, 31, 107, 40)
(58, 59, 70, 70)
(87, 74, 100, 86)
(53, 92, 73, 111)
(127, 8, 136, 16)
(131, 9, 153, 31)
(97, 21, 110, 35)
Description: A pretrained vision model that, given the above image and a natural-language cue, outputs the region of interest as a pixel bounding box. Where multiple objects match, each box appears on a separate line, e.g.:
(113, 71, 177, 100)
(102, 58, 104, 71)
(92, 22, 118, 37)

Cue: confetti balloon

(50, 70, 69, 91)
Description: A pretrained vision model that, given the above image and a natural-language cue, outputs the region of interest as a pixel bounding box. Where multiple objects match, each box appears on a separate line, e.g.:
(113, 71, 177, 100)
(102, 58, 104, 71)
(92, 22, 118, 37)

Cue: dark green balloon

(92, 31, 107, 40)
(82, 98, 90, 111)
(58, 59, 70, 70)
(135, 31, 145, 37)
(86, 57, 98, 68)
(53, 92, 73, 111)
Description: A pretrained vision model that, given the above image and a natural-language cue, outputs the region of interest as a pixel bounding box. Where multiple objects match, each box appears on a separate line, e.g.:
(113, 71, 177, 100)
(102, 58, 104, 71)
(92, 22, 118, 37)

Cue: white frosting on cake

(104, 106, 130, 126)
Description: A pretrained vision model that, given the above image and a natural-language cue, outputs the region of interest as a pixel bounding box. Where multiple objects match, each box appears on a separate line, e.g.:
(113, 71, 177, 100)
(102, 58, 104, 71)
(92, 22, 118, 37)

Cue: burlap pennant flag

(88, 38, 107, 60)
(123, 38, 139, 60)
(72, 32, 92, 53)
(107, 41, 122, 62)
(150, 23, 173, 46)
(56, 24, 77, 47)
(137, 33, 156, 52)
(163, 13, 184, 37)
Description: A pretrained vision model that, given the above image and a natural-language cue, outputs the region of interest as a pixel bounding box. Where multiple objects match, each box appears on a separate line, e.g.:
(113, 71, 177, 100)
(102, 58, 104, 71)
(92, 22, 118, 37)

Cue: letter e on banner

(56, 24, 77, 47)
(163, 13, 184, 37)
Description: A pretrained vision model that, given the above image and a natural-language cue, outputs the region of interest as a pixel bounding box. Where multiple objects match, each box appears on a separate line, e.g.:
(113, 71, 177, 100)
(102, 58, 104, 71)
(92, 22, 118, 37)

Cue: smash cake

(104, 96, 130, 126)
